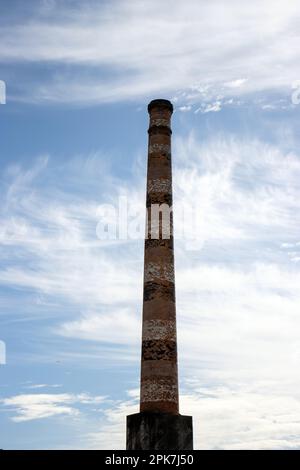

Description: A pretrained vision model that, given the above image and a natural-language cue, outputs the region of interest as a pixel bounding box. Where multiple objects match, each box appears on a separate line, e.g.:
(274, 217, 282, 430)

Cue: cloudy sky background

(1, 0, 300, 449)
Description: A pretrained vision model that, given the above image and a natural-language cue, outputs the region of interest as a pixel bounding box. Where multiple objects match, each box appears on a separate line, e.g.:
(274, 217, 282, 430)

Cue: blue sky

(1, 0, 300, 449)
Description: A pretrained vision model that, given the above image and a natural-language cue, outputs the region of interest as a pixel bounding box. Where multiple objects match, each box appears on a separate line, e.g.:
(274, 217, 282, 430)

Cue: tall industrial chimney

(126, 100, 193, 450)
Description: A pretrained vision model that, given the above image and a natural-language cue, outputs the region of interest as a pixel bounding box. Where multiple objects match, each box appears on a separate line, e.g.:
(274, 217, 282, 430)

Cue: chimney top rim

(148, 99, 173, 113)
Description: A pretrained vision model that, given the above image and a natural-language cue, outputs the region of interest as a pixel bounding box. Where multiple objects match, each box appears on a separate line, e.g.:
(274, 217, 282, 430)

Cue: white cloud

(1, 0, 300, 105)
(25, 384, 62, 389)
(179, 105, 192, 112)
(199, 101, 222, 114)
(173, 134, 300, 249)
(78, 384, 300, 450)
(0, 392, 105, 422)
(0, 156, 143, 312)
(59, 308, 140, 345)
(1, 136, 300, 356)
(225, 79, 248, 89)
(181, 384, 300, 450)
(1, 131, 300, 447)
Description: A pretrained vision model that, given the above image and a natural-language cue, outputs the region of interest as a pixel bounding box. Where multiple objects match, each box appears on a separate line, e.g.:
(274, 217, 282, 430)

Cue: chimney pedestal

(127, 412, 193, 450)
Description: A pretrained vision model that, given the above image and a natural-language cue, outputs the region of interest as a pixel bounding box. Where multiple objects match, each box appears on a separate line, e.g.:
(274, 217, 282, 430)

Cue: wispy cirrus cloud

(1, 392, 105, 422)
(1, 131, 300, 447)
(1, 133, 300, 352)
(1, 0, 300, 106)
(24, 383, 62, 390)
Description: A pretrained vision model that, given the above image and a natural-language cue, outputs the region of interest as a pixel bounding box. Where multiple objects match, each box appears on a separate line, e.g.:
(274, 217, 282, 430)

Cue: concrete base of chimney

(126, 412, 193, 450)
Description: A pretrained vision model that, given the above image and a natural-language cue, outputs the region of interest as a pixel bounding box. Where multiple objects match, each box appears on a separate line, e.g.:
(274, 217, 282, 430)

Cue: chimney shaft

(140, 99, 179, 415)
(126, 100, 193, 450)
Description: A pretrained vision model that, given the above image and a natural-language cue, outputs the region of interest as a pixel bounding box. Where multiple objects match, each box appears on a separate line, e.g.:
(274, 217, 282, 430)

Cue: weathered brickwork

(149, 143, 171, 155)
(144, 261, 175, 283)
(145, 237, 174, 249)
(143, 281, 175, 303)
(142, 339, 177, 361)
(140, 99, 179, 415)
(142, 319, 176, 341)
(147, 178, 171, 193)
(127, 100, 193, 449)
(141, 377, 178, 404)
(146, 192, 172, 207)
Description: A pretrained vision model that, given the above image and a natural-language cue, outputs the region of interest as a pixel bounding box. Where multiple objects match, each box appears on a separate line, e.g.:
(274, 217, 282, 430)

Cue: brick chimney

(126, 99, 193, 450)
(140, 99, 178, 415)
